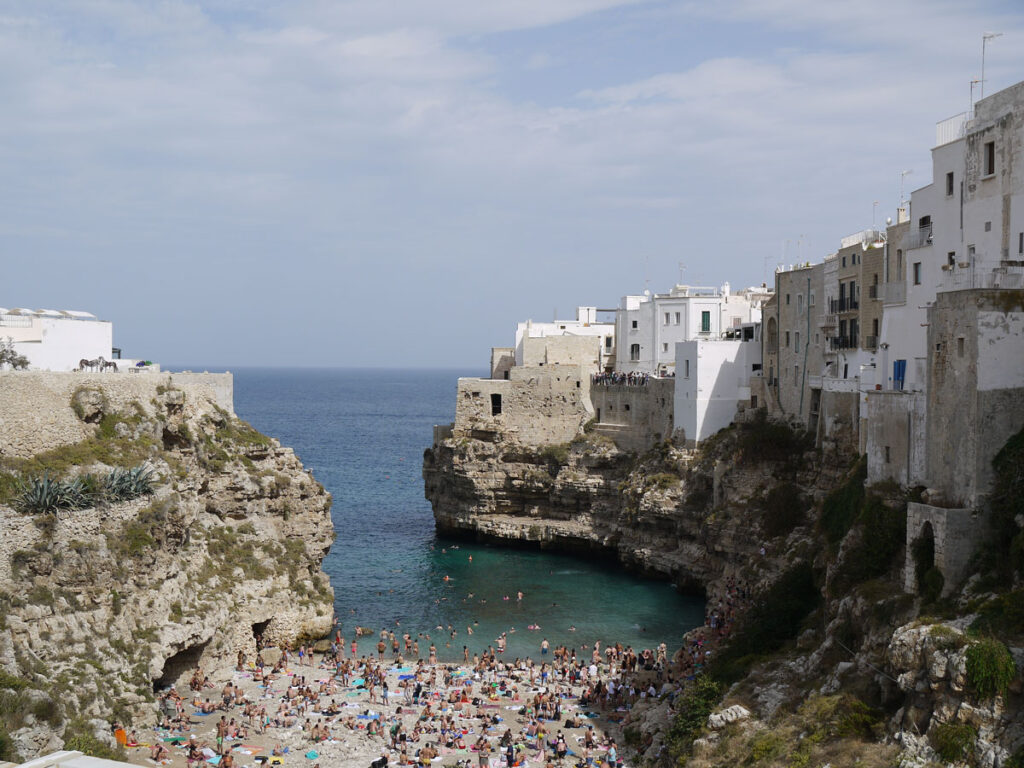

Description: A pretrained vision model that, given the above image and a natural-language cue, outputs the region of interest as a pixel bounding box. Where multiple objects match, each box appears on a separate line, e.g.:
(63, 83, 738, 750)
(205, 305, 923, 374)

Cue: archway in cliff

(911, 521, 942, 601)
(153, 638, 211, 692)
(252, 620, 271, 647)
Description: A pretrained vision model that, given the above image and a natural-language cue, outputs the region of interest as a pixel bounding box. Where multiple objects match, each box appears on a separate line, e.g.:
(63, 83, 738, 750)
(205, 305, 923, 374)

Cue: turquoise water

(233, 368, 704, 661)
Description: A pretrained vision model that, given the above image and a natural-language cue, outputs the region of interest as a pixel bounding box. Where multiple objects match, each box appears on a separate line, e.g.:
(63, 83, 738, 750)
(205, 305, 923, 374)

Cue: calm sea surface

(232, 368, 704, 661)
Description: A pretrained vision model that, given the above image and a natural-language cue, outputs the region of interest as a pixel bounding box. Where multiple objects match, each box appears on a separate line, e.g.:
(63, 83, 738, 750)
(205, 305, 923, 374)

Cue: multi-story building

(511, 306, 615, 372)
(616, 283, 769, 376)
(0, 307, 114, 371)
(760, 263, 825, 430)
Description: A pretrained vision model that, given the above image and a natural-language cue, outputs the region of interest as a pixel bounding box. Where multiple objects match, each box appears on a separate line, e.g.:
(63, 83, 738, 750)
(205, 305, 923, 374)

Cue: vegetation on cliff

(0, 381, 334, 761)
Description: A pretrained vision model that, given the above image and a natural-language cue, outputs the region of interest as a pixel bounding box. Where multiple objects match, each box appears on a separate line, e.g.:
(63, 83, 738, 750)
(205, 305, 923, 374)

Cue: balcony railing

(829, 297, 859, 313)
(829, 335, 858, 350)
(908, 227, 933, 250)
(867, 284, 879, 299)
(864, 335, 878, 351)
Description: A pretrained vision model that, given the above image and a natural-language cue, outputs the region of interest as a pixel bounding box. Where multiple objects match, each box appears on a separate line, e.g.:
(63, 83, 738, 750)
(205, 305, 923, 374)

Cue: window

(872, 318, 879, 336)
(700, 311, 711, 333)
(957, 337, 965, 357)
(795, 331, 800, 348)
(797, 294, 804, 315)
(946, 171, 954, 196)
(785, 331, 790, 347)
(624, 404, 631, 412)
(984, 141, 995, 176)
(605, 336, 612, 349)
(490, 393, 502, 416)
(662, 343, 668, 353)
(884, 446, 890, 464)
(684, 360, 690, 378)
(913, 262, 922, 285)
(674, 312, 681, 325)
(809, 291, 815, 306)
(948, 251, 956, 267)
(794, 365, 799, 381)
(842, 256, 846, 267)
(629, 343, 640, 361)
(896, 249, 903, 277)
(631, 320, 638, 329)
(985, 221, 992, 232)
(1019, 232, 1023, 254)
(664, 312, 671, 325)
(786, 294, 790, 305)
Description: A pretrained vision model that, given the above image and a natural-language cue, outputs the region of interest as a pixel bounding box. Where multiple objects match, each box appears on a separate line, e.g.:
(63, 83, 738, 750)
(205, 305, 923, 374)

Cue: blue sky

(3, 0, 1024, 368)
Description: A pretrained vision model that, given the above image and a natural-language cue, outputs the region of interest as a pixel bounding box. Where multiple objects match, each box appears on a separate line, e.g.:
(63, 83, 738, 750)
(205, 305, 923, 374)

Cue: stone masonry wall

(904, 502, 988, 595)
(590, 378, 675, 452)
(0, 370, 233, 458)
(453, 364, 591, 446)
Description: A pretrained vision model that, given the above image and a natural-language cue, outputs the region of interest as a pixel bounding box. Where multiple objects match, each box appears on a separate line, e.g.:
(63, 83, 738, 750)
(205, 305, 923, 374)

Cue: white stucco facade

(0, 308, 114, 372)
(674, 333, 762, 446)
(616, 284, 769, 375)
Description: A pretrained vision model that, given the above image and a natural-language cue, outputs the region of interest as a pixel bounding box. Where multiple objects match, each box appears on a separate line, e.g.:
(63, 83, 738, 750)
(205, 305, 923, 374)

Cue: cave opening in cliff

(153, 639, 211, 692)
(252, 619, 271, 644)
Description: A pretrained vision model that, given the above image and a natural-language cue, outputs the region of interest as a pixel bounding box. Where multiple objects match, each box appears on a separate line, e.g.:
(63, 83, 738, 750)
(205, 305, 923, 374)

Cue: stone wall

(590, 379, 675, 452)
(521, 334, 601, 368)
(0, 371, 233, 459)
(926, 290, 1024, 506)
(904, 502, 989, 595)
(864, 390, 926, 488)
(453, 364, 591, 446)
(490, 347, 514, 379)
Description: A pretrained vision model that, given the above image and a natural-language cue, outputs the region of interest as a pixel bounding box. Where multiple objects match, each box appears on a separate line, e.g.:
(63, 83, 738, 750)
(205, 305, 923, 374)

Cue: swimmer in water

(569, 626, 576, 632)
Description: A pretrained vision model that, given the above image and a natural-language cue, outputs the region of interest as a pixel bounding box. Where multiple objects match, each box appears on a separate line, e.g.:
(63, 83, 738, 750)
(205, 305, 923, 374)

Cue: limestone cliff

(0, 374, 334, 760)
(424, 417, 1024, 766)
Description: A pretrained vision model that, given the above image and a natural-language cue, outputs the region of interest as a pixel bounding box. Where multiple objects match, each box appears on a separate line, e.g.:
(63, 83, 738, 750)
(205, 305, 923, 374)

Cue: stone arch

(903, 503, 986, 596)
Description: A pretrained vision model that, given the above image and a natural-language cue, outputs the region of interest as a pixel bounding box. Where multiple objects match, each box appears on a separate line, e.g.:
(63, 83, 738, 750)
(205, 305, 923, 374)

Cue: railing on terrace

(829, 335, 858, 350)
(907, 227, 933, 250)
(0, 314, 32, 328)
(882, 282, 907, 305)
(829, 297, 859, 313)
(935, 112, 968, 147)
(592, 372, 654, 386)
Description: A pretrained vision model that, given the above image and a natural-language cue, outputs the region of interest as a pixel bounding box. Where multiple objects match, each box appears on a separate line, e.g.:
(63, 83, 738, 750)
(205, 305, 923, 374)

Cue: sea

(231, 368, 705, 662)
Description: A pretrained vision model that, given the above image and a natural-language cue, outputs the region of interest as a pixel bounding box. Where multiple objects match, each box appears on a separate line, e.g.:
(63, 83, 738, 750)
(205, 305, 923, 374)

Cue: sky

(2, 1, 1024, 368)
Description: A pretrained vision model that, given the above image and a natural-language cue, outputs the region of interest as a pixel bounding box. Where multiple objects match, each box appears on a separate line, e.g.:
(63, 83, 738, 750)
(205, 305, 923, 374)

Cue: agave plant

(105, 465, 154, 501)
(14, 473, 82, 514)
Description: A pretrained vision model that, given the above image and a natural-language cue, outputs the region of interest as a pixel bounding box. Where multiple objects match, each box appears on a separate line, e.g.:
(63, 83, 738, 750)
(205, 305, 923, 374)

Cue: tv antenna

(981, 32, 1002, 100)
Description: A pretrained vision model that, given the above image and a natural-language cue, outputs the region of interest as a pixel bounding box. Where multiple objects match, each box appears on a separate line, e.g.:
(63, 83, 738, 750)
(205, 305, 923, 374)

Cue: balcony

(882, 282, 906, 305)
(829, 297, 860, 314)
(864, 335, 878, 351)
(829, 335, 858, 350)
(907, 226, 933, 250)
(867, 284, 879, 300)
(935, 111, 968, 147)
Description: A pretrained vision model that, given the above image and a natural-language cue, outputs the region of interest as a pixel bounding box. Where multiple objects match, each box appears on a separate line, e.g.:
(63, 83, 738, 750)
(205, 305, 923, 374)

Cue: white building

(514, 306, 615, 370)
(674, 326, 762, 446)
(0, 308, 114, 371)
(615, 283, 769, 375)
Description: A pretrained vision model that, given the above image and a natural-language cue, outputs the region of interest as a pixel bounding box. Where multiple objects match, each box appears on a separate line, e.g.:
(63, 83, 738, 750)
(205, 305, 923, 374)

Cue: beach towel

(305, 751, 318, 760)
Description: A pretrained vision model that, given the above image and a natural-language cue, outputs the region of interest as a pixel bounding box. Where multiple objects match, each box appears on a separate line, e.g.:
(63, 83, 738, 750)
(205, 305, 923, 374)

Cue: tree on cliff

(0, 336, 28, 370)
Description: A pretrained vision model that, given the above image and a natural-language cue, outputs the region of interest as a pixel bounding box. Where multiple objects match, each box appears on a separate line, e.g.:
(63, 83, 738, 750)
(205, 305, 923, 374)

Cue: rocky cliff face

(424, 418, 1024, 766)
(0, 379, 334, 760)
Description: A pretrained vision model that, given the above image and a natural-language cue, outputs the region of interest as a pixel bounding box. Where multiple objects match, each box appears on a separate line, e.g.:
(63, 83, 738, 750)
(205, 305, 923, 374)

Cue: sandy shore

(123, 652, 637, 768)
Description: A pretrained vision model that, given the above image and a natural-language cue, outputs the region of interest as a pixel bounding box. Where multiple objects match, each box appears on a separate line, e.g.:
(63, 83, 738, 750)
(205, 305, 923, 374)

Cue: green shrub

(760, 482, 805, 538)
(930, 721, 976, 763)
(965, 638, 1016, 699)
(711, 561, 820, 683)
(63, 733, 126, 761)
(648, 472, 679, 490)
(831, 496, 906, 592)
(820, 457, 866, 545)
(919, 567, 945, 604)
(970, 590, 1024, 638)
(749, 730, 784, 761)
(737, 411, 812, 464)
(0, 729, 16, 762)
(664, 675, 721, 762)
(990, 425, 1024, 576)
